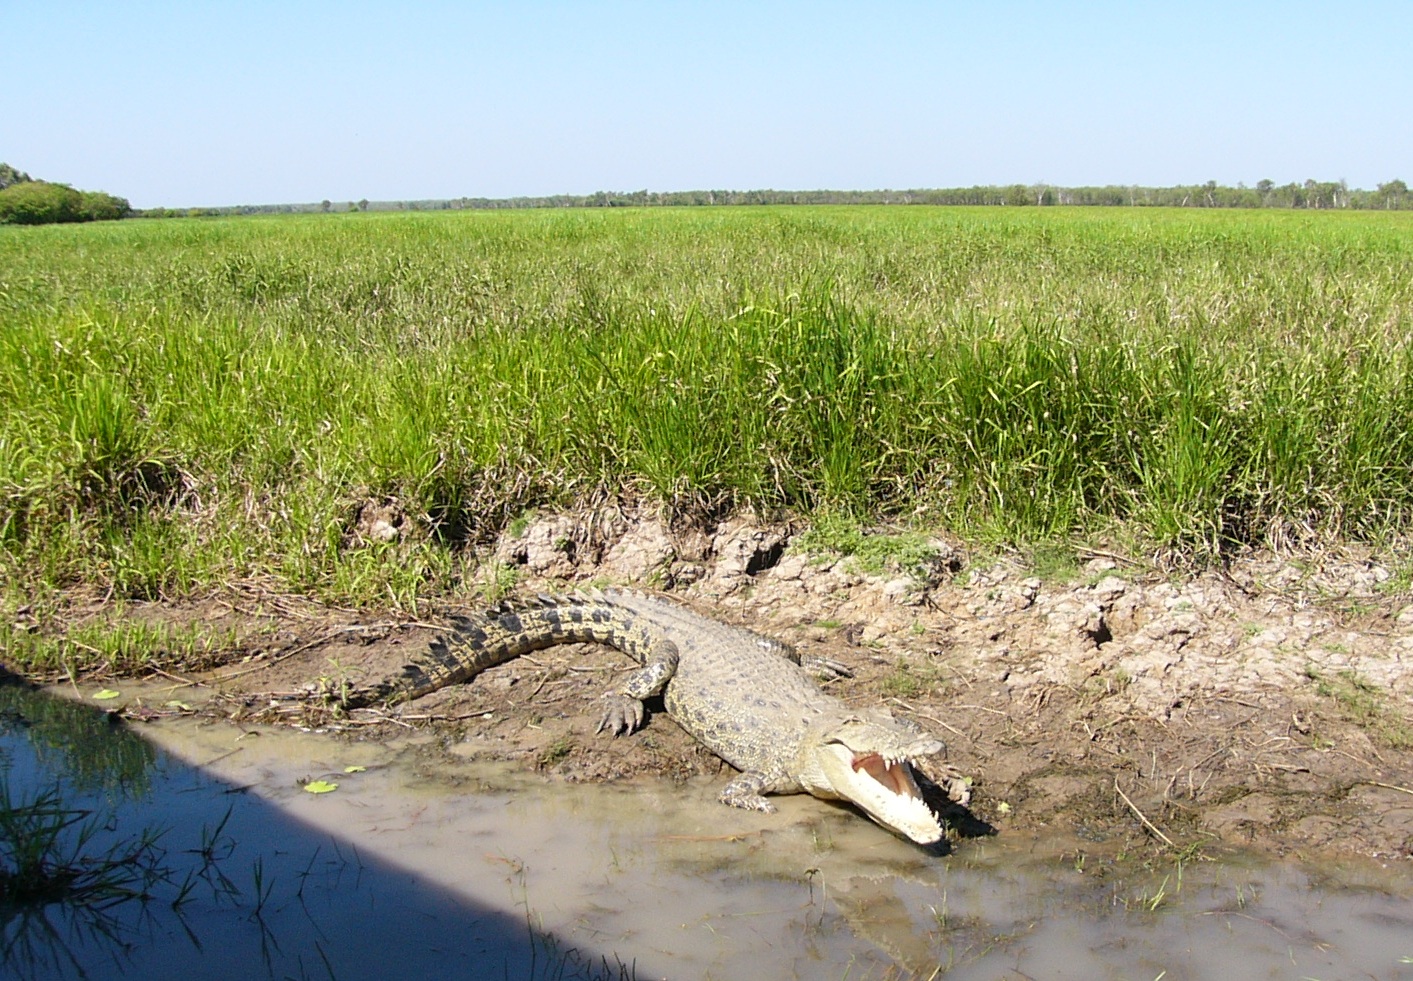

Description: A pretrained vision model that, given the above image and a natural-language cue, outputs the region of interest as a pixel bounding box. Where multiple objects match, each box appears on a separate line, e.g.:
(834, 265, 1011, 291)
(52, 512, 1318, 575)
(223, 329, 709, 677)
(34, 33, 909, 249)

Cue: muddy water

(3, 683, 1411, 980)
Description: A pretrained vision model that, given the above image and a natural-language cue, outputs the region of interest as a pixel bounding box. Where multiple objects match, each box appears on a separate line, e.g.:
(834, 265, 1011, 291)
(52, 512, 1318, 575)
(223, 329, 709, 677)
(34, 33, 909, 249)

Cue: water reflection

(0, 680, 640, 981)
(0, 679, 155, 797)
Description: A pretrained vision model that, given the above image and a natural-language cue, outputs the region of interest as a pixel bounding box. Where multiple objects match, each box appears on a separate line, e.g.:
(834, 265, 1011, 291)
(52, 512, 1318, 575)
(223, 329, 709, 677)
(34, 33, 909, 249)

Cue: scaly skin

(349, 589, 950, 843)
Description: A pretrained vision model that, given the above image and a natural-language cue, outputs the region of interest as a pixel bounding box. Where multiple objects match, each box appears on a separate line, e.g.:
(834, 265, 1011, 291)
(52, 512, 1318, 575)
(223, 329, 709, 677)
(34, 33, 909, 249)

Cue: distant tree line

(0, 163, 131, 225)
(438, 179, 1411, 211)
(154, 178, 1411, 218)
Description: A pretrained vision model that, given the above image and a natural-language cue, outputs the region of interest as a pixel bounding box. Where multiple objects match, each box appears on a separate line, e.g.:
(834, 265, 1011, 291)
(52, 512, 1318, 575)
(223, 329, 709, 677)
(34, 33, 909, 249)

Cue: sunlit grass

(0, 610, 242, 677)
(2, 206, 1411, 623)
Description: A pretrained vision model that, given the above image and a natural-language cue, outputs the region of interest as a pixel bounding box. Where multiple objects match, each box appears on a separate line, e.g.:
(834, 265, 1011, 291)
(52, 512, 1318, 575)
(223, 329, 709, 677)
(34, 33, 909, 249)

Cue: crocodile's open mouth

(815, 744, 943, 844)
(851, 751, 926, 800)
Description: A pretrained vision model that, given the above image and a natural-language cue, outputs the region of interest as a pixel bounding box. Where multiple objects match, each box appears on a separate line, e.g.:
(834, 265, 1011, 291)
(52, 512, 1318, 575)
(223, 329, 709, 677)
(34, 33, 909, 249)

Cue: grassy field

(3, 205, 1412, 622)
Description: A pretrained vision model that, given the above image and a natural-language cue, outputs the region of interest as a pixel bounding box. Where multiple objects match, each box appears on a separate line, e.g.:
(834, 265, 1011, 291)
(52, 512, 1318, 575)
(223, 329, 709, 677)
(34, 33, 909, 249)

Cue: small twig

(1332, 747, 1379, 768)
(334, 707, 417, 729)
(200, 746, 247, 767)
(1209, 695, 1264, 710)
(889, 700, 964, 739)
(953, 703, 1009, 717)
(386, 709, 495, 721)
(1195, 909, 1294, 940)
(652, 832, 763, 843)
(1114, 778, 1176, 848)
(74, 664, 113, 683)
(146, 665, 200, 688)
(1076, 548, 1141, 567)
(207, 648, 319, 683)
(208, 625, 380, 682)
(1189, 746, 1230, 772)
(525, 669, 567, 701)
(1359, 780, 1413, 797)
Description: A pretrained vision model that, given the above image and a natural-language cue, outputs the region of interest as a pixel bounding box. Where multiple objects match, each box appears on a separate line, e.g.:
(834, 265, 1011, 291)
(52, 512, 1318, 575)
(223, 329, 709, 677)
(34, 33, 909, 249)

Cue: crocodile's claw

(802, 656, 854, 681)
(720, 771, 778, 812)
(595, 693, 646, 736)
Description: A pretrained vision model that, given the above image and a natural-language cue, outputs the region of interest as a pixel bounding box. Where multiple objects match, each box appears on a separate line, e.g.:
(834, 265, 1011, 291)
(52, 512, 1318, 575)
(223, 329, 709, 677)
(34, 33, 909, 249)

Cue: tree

(77, 190, 130, 220)
(0, 163, 33, 190)
(358, 199, 369, 211)
(1003, 184, 1030, 206)
(1377, 179, 1408, 209)
(0, 182, 82, 224)
(320, 199, 332, 213)
(0, 166, 129, 224)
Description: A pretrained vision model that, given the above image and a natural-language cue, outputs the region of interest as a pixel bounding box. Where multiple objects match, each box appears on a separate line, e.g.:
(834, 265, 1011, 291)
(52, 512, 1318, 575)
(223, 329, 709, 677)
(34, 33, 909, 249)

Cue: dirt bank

(46, 512, 1413, 864)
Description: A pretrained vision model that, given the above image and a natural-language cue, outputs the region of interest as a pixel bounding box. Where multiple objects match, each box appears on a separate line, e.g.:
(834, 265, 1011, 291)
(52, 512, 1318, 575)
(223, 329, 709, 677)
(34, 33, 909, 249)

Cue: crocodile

(348, 589, 950, 844)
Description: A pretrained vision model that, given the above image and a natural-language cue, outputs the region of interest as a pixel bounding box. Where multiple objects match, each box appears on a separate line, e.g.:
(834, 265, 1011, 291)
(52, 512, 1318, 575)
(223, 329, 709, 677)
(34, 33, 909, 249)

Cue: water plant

(0, 783, 167, 908)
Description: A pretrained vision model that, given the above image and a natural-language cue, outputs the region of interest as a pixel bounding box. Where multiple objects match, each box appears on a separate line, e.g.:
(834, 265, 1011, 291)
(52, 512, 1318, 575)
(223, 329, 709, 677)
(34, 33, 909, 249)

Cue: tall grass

(2, 206, 1411, 609)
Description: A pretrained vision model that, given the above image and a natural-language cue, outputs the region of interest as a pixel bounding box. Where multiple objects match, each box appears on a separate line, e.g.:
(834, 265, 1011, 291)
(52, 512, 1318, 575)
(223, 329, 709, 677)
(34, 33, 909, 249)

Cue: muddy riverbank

(28, 512, 1413, 865)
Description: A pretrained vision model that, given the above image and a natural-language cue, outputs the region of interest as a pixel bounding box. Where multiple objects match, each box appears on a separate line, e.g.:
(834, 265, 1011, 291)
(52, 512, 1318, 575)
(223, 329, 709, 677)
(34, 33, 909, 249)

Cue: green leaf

(343, 765, 366, 773)
(303, 780, 339, 794)
(93, 689, 121, 700)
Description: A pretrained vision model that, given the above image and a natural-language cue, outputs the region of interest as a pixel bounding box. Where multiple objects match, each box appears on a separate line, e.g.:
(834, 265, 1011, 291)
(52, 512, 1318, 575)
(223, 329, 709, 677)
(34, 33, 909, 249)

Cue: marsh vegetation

(2, 205, 1412, 670)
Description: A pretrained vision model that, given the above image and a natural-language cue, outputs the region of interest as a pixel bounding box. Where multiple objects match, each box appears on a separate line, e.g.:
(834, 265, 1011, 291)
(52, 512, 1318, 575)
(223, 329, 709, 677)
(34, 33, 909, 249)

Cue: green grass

(879, 659, 947, 699)
(2, 206, 1412, 630)
(0, 615, 240, 677)
(794, 512, 951, 580)
(1306, 667, 1413, 748)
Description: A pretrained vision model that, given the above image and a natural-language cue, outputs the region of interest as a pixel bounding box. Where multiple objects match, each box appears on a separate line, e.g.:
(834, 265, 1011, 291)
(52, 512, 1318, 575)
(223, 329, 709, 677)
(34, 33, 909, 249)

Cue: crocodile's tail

(345, 592, 668, 707)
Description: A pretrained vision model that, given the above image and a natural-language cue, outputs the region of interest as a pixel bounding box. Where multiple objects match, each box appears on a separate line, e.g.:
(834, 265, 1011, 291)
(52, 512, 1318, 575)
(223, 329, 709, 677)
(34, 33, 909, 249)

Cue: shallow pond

(2, 681, 1411, 980)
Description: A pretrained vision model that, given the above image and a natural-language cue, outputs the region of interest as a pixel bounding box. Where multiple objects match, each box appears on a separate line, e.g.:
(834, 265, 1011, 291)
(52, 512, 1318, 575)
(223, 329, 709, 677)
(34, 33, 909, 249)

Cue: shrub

(0, 182, 83, 224)
(0, 182, 130, 225)
(78, 190, 131, 221)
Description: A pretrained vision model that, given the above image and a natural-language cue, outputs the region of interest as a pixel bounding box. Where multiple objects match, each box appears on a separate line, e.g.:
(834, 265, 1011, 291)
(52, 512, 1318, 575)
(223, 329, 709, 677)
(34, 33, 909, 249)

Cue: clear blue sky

(8, 1, 1410, 208)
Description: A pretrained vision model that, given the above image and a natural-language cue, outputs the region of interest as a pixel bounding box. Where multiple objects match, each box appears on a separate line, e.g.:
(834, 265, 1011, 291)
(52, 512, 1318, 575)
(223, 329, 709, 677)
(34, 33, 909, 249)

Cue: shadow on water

(0, 678, 639, 981)
(5, 673, 1413, 980)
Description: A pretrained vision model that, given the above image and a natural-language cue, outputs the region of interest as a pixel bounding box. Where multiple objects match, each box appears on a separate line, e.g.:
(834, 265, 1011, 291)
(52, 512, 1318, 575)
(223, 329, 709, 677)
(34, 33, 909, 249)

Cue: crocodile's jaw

(807, 743, 944, 844)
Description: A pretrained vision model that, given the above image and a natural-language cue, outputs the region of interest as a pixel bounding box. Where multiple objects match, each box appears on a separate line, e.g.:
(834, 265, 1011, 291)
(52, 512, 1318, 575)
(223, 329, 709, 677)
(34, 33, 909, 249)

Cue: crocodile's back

(594, 590, 840, 779)
(357, 589, 840, 785)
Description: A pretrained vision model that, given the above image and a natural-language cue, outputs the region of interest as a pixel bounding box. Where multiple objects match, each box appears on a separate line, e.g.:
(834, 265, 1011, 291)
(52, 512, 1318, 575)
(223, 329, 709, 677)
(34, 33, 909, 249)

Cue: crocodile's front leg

(719, 770, 786, 813)
(595, 635, 680, 735)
